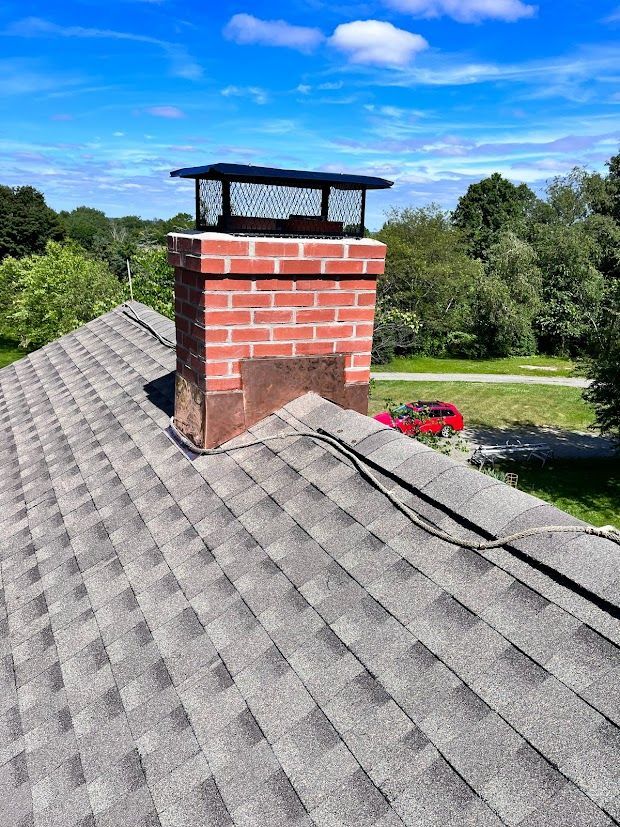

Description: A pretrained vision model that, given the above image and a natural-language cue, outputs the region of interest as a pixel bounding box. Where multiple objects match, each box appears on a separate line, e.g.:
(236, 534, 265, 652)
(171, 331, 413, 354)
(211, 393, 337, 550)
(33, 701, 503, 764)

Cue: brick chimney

(167, 233, 387, 449)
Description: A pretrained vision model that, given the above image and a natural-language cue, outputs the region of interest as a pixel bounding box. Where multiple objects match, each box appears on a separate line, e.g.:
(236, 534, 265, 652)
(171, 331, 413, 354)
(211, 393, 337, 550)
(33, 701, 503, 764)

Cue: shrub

(0, 241, 122, 348)
(129, 246, 174, 319)
(445, 331, 480, 358)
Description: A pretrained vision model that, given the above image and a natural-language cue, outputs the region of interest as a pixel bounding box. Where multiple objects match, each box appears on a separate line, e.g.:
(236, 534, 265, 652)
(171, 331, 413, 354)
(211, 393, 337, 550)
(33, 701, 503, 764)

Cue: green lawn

(369, 380, 594, 431)
(372, 354, 577, 377)
(505, 459, 620, 527)
(0, 337, 27, 369)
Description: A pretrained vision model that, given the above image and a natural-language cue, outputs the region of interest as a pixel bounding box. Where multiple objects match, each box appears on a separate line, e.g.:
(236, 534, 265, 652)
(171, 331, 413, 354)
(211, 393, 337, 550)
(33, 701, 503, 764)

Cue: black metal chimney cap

(169, 162, 393, 191)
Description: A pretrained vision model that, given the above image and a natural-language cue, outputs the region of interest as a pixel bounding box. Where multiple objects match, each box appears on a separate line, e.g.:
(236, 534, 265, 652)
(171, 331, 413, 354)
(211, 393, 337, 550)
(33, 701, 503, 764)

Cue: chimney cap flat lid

(169, 162, 393, 190)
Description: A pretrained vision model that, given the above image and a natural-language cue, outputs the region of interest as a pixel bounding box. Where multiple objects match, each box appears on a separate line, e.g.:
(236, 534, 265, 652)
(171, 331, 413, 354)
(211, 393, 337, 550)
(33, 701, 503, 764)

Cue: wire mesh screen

(328, 188, 363, 234)
(198, 179, 222, 228)
(196, 179, 364, 237)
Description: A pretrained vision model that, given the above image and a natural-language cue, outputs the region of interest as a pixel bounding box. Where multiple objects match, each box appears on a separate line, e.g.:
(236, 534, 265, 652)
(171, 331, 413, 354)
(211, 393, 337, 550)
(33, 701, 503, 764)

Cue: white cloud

(145, 106, 185, 118)
(221, 85, 269, 104)
(329, 20, 428, 67)
(5, 17, 202, 79)
(385, 0, 537, 23)
(603, 6, 620, 23)
(223, 14, 324, 53)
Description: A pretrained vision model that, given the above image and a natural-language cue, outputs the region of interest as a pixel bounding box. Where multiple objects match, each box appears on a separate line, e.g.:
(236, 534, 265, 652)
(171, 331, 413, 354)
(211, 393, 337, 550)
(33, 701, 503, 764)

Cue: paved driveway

(372, 371, 590, 388)
(462, 425, 617, 461)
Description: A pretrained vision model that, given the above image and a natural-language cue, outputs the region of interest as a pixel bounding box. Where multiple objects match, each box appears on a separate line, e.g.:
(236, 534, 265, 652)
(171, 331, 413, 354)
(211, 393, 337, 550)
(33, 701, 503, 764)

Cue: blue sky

(1, 1, 619, 228)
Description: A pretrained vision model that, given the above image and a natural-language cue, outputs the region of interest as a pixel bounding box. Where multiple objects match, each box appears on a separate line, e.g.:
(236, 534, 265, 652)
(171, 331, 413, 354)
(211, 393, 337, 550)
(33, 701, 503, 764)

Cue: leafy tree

(0, 185, 64, 260)
(583, 282, 620, 440)
(59, 206, 111, 251)
(149, 212, 194, 245)
(376, 206, 482, 354)
(467, 232, 541, 356)
(453, 173, 537, 258)
(129, 246, 174, 319)
(531, 223, 603, 355)
(0, 241, 123, 348)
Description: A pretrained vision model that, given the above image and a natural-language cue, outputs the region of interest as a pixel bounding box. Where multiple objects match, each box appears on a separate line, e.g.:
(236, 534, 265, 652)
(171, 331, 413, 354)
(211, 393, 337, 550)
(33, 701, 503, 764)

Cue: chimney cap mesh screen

(170, 162, 393, 238)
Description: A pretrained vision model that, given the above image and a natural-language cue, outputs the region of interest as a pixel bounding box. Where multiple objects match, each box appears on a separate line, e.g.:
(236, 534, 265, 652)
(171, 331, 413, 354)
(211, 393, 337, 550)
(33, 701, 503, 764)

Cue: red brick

(324, 260, 364, 275)
(365, 259, 386, 275)
(168, 251, 181, 268)
(229, 258, 275, 275)
(197, 256, 228, 275)
(337, 278, 376, 290)
(204, 310, 251, 326)
(205, 293, 230, 308)
(279, 259, 322, 275)
(345, 368, 371, 382)
(347, 243, 386, 259)
(274, 292, 315, 307)
(252, 342, 294, 357)
(303, 242, 346, 258)
(336, 338, 373, 353)
(296, 308, 336, 323)
(204, 328, 229, 343)
(315, 324, 354, 340)
(205, 360, 230, 376)
(255, 280, 293, 291)
(354, 323, 374, 338)
(254, 309, 293, 324)
(295, 279, 337, 291)
(352, 353, 372, 368)
(273, 325, 314, 341)
(200, 239, 250, 256)
(254, 240, 300, 257)
(231, 292, 272, 308)
(208, 344, 251, 360)
(176, 236, 193, 253)
(207, 376, 243, 391)
(317, 292, 355, 307)
(295, 340, 335, 355)
(337, 307, 375, 322)
(206, 279, 252, 291)
(356, 292, 376, 306)
(231, 327, 271, 342)
(175, 316, 190, 335)
(175, 284, 189, 303)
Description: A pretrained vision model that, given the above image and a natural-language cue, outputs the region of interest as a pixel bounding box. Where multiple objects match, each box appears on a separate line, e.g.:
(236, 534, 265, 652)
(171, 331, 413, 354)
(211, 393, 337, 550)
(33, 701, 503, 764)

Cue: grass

(372, 354, 577, 377)
(369, 380, 595, 431)
(0, 337, 27, 369)
(502, 459, 620, 527)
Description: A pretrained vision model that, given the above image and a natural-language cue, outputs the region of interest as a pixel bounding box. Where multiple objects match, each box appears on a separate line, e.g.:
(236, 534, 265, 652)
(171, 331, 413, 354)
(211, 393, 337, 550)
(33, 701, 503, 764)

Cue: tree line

(0, 151, 618, 437)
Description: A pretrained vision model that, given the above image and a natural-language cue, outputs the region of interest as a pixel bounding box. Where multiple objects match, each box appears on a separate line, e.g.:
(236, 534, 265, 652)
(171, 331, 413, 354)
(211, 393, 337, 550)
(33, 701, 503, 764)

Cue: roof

(1, 301, 619, 827)
(169, 163, 394, 190)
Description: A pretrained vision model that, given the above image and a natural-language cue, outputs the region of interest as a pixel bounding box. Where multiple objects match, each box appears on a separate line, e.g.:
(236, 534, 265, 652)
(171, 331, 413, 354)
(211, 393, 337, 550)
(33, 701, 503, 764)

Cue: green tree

(453, 173, 537, 258)
(59, 206, 111, 252)
(467, 232, 541, 356)
(0, 241, 123, 348)
(376, 206, 482, 354)
(0, 185, 64, 260)
(583, 283, 620, 440)
(130, 246, 174, 319)
(532, 223, 603, 355)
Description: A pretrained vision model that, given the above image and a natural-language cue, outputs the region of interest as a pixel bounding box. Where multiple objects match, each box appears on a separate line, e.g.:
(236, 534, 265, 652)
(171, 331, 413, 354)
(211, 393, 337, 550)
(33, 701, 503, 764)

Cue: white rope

(169, 421, 620, 552)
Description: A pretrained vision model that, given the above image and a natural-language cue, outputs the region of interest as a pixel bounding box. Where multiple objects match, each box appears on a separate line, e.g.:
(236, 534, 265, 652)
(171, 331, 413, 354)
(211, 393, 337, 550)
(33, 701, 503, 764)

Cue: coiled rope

(169, 420, 620, 552)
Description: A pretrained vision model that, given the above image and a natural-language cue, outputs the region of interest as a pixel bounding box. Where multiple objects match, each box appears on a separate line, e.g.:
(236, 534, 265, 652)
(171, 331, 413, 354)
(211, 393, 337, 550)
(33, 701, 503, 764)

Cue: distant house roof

(0, 302, 618, 827)
(169, 162, 394, 190)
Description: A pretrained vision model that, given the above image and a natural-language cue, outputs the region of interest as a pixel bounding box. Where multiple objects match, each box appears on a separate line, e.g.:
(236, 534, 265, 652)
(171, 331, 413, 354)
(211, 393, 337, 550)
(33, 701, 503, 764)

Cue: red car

(374, 400, 464, 437)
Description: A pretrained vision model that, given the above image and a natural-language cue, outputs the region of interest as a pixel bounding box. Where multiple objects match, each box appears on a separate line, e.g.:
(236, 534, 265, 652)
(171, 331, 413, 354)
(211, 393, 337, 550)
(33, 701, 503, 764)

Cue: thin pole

(126, 259, 134, 302)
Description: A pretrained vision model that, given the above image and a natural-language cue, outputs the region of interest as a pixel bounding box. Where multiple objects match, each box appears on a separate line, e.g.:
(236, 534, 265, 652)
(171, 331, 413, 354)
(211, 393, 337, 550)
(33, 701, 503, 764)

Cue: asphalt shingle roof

(1, 302, 619, 827)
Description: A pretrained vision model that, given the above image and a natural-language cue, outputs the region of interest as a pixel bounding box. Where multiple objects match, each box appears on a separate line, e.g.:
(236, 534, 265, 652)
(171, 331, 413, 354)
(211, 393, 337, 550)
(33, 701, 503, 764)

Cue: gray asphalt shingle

(0, 302, 618, 827)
